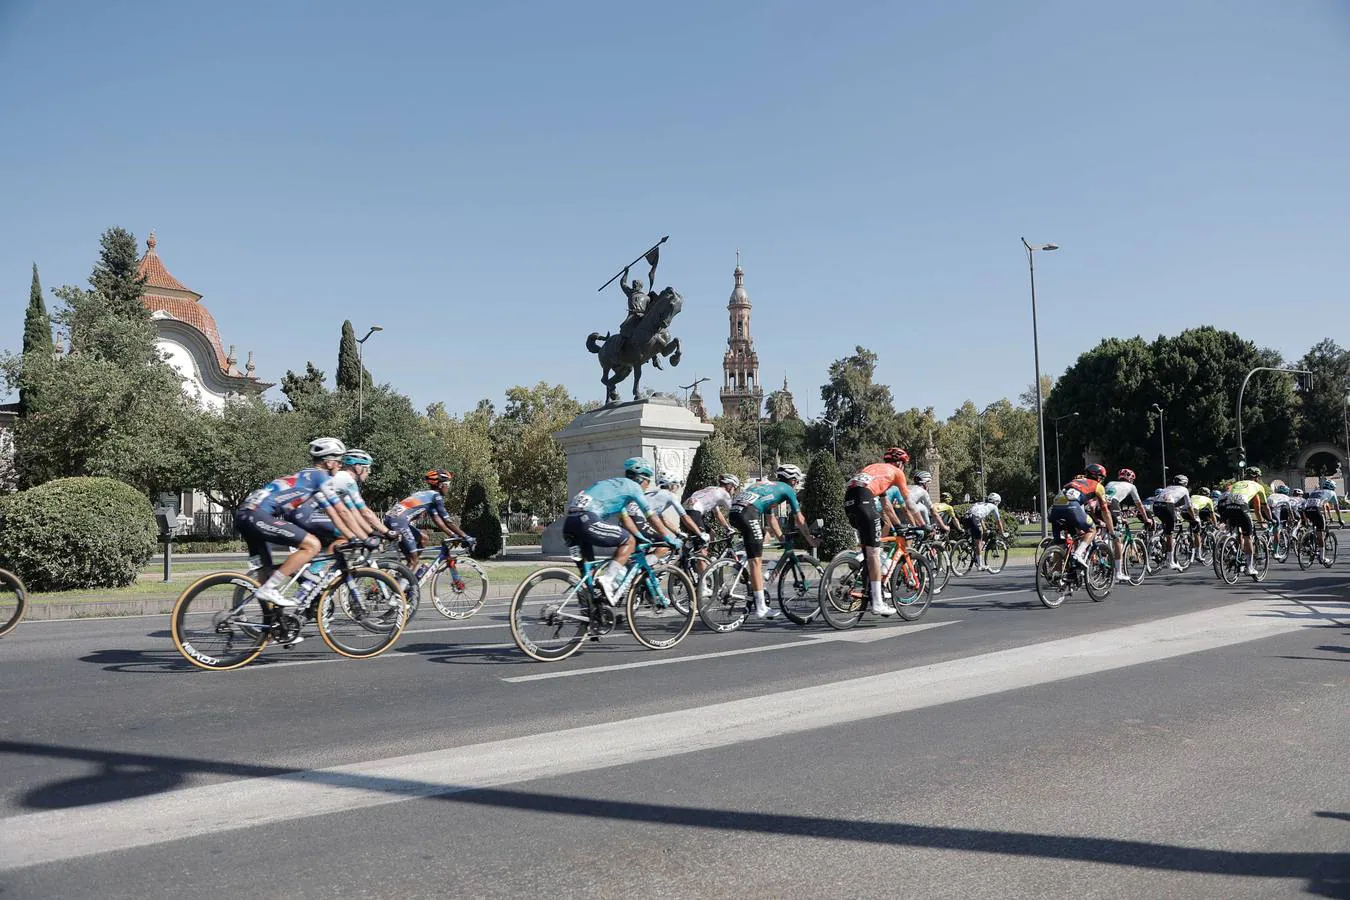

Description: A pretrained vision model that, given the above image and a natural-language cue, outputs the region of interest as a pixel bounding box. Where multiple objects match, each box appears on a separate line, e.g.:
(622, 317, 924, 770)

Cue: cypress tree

(460, 475, 503, 560)
(802, 450, 853, 559)
(336, 320, 370, 392)
(682, 434, 745, 501)
(19, 263, 52, 416)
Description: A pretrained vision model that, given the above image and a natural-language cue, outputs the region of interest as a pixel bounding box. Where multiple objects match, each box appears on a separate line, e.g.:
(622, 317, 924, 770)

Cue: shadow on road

(2, 738, 1347, 896)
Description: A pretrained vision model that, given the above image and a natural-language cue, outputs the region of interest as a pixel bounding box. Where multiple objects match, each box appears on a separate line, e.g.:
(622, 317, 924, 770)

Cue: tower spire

(720, 253, 762, 418)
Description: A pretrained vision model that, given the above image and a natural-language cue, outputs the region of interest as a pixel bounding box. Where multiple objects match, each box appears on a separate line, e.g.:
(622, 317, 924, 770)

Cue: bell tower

(719, 252, 763, 417)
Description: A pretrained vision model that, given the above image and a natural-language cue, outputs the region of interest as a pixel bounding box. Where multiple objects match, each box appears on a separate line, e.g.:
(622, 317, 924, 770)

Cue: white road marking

(1, 595, 1338, 871)
(500, 621, 956, 682)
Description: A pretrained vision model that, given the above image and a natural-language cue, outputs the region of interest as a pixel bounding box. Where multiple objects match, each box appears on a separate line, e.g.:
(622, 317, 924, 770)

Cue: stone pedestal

(540, 398, 714, 556)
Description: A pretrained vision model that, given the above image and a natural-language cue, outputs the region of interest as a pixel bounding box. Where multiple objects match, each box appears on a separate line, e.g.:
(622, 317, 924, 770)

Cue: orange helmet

(425, 469, 453, 487)
(883, 447, 910, 465)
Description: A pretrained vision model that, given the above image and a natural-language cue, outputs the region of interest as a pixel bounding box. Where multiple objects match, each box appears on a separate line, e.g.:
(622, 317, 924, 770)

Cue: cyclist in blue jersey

(729, 463, 818, 619)
(563, 457, 681, 602)
(290, 449, 401, 551)
(235, 438, 378, 608)
(384, 469, 475, 569)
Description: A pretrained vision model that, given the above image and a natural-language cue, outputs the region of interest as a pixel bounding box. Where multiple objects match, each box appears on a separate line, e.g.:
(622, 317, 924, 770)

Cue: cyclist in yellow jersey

(933, 493, 962, 532)
(1191, 490, 1215, 521)
(1217, 467, 1269, 576)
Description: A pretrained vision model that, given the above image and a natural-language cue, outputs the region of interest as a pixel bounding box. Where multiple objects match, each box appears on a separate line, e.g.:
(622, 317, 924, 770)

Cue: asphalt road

(2, 560, 1348, 899)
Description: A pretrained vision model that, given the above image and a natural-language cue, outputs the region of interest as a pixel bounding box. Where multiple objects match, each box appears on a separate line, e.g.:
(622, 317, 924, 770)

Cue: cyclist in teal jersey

(728, 464, 818, 619)
(562, 457, 680, 602)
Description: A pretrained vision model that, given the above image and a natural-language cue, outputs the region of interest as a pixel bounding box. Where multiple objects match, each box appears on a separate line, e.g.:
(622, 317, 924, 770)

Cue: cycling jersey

(966, 501, 1001, 523)
(1222, 480, 1268, 507)
(1155, 485, 1192, 508)
(684, 486, 732, 515)
(905, 485, 937, 523)
(731, 481, 800, 515)
(567, 477, 654, 518)
(240, 468, 349, 516)
(1054, 477, 1106, 509)
(932, 502, 957, 525)
(1267, 493, 1292, 510)
(642, 488, 686, 532)
(1307, 488, 1338, 508)
(385, 489, 450, 525)
(1104, 481, 1143, 509)
(847, 463, 909, 499)
(1191, 495, 1214, 515)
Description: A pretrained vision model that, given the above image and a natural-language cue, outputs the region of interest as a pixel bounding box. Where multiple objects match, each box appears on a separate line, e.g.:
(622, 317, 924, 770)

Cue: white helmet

(986, 492, 1002, 505)
(718, 473, 741, 491)
(309, 437, 347, 461)
(914, 471, 932, 485)
(657, 470, 681, 490)
(775, 464, 804, 484)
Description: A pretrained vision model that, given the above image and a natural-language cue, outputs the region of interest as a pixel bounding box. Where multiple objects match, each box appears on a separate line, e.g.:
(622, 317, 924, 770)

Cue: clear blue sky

(3, 0, 1348, 420)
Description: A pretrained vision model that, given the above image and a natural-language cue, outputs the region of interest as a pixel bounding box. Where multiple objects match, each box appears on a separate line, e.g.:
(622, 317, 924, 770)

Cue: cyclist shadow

(78, 643, 332, 674)
(396, 641, 529, 666)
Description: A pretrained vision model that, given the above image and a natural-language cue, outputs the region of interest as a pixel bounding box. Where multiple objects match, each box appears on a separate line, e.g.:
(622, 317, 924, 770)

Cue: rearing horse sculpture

(586, 287, 683, 403)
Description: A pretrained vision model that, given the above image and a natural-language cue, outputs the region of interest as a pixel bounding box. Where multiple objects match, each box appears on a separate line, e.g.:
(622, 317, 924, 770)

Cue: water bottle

(294, 559, 326, 603)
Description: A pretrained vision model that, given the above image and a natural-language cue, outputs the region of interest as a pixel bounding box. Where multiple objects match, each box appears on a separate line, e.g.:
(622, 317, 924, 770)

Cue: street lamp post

(356, 325, 383, 424)
(1052, 412, 1078, 488)
(820, 417, 839, 463)
(1151, 403, 1167, 481)
(1022, 238, 1059, 538)
(1235, 366, 1313, 471)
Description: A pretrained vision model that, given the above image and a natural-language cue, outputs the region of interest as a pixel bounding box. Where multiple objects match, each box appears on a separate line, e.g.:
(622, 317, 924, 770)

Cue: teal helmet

(623, 456, 654, 481)
(1322, 479, 1336, 491)
(342, 449, 373, 467)
(1275, 484, 1290, 495)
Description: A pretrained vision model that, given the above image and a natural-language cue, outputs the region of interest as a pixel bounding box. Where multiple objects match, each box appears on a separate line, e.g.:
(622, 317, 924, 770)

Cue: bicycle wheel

(890, 555, 933, 621)
(950, 542, 974, 577)
(928, 545, 952, 595)
(626, 564, 697, 650)
(509, 567, 589, 662)
(697, 558, 749, 633)
(1217, 538, 1242, 585)
(1174, 532, 1194, 572)
(375, 558, 420, 620)
(1272, 529, 1289, 564)
(776, 553, 825, 626)
(1122, 537, 1149, 586)
(1251, 536, 1271, 582)
(1084, 545, 1114, 601)
(1035, 545, 1071, 609)
(984, 539, 1008, 575)
(1296, 532, 1317, 571)
(818, 552, 866, 630)
(316, 567, 408, 659)
(1145, 532, 1165, 576)
(1196, 530, 1215, 567)
(431, 556, 489, 619)
(0, 569, 26, 638)
(170, 573, 270, 671)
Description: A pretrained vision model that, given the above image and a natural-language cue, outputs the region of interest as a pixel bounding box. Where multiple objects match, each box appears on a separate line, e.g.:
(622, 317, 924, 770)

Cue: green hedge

(0, 476, 157, 591)
(504, 532, 539, 547)
(173, 539, 248, 554)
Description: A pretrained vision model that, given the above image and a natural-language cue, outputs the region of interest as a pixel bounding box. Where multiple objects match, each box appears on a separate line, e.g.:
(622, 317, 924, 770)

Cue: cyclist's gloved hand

(384, 529, 401, 541)
(362, 536, 383, 550)
(699, 531, 711, 544)
(465, 536, 478, 548)
(663, 533, 683, 550)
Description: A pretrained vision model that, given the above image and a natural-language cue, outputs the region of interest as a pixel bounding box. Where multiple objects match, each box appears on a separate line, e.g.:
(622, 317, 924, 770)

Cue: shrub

(683, 436, 743, 501)
(461, 476, 503, 560)
(801, 451, 853, 559)
(0, 476, 156, 591)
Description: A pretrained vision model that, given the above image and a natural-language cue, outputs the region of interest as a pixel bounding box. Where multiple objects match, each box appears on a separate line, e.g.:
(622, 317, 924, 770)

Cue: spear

(596, 236, 669, 292)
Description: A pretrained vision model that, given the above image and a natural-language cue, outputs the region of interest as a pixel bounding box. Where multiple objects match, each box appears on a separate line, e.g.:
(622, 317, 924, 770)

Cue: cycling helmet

(717, 473, 741, 491)
(1172, 474, 1188, 487)
(1274, 484, 1290, 495)
(1210, 489, 1222, 500)
(883, 447, 910, 465)
(1322, 479, 1336, 491)
(986, 492, 1002, 506)
(775, 463, 804, 484)
(309, 437, 346, 461)
(940, 492, 953, 504)
(623, 456, 655, 481)
(914, 470, 932, 485)
(342, 449, 373, 467)
(657, 470, 681, 490)
(1117, 468, 1137, 483)
(1293, 488, 1305, 497)
(1244, 466, 1262, 479)
(425, 469, 453, 486)
(1085, 463, 1107, 480)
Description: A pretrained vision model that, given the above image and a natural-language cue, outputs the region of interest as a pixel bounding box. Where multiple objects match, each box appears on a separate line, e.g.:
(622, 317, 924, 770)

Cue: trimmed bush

(0, 476, 156, 591)
(802, 451, 854, 559)
(461, 477, 503, 560)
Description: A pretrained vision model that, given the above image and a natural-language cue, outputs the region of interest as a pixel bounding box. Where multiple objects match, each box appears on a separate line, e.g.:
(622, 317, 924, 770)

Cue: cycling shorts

(1048, 503, 1092, 540)
(234, 509, 312, 570)
(961, 514, 985, 540)
(1305, 506, 1326, 530)
(843, 484, 883, 548)
(1154, 501, 1178, 534)
(562, 511, 628, 563)
(686, 508, 706, 532)
(1218, 500, 1255, 536)
(729, 504, 766, 559)
(1271, 504, 1294, 525)
(383, 514, 422, 557)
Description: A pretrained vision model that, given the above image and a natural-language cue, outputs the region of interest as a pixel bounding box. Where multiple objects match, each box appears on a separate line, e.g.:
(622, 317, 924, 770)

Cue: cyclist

(643, 470, 707, 545)
(1191, 488, 1216, 526)
(684, 474, 739, 535)
(1304, 480, 1338, 564)
(933, 492, 963, 533)
(843, 448, 918, 617)
(1153, 474, 1196, 572)
(1049, 464, 1115, 565)
(1104, 468, 1154, 582)
(1217, 467, 1269, 576)
(234, 438, 379, 608)
(1267, 484, 1297, 550)
(731, 463, 818, 619)
(1311, 478, 1345, 526)
(384, 469, 475, 572)
(905, 471, 950, 536)
(962, 493, 1004, 572)
(562, 457, 680, 603)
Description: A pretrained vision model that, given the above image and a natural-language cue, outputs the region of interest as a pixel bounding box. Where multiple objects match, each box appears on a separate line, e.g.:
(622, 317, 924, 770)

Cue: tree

(1295, 339, 1350, 454)
(335, 320, 370, 393)
(427, 400, 501, 514)
(64, 227, 155, 364)
(343, 383, 443, 511)
(280, 362, 328, 410)
(761, 416, 807, 468)
(683, 435, 746, 501)
(492, 382, 581, 518)
(19, 263, 51, 416)
(460, 475, 503, 560)
(708, 414, 760, 476)
(187, 398, 310, 510)
(801, 450, 852, 558)
(818, 346, 902, 473)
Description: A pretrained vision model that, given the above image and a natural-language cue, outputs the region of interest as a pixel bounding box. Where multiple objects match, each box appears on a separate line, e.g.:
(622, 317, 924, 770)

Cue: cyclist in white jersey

(642, 471, 706, 545)
(1104, 468, 1153, 582)
(906, 472, 949, 533)
(684, 474, 739, 534)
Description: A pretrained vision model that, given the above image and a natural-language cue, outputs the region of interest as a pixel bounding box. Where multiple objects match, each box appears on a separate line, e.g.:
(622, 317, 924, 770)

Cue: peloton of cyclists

(1152, 474, 1198, 572)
